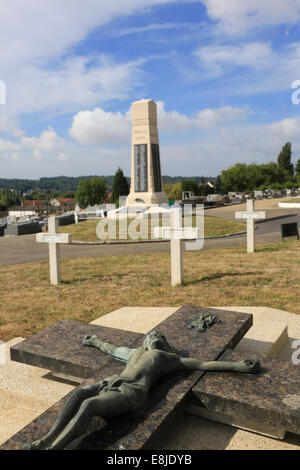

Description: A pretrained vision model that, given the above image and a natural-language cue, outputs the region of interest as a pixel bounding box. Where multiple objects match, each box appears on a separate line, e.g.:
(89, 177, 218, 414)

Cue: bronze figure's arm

(178, 357, 260, 374)
(83, 334, 135, 362)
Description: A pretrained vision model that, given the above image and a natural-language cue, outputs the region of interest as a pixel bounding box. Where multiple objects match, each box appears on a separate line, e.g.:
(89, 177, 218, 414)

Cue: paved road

(0, 209, 299, 267)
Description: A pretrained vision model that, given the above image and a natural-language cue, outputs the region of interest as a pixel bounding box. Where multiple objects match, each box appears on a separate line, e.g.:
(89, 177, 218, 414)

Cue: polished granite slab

(1, 306, 253, 450)
(10, 319, 143, 379)
(192, 349, 300, 439)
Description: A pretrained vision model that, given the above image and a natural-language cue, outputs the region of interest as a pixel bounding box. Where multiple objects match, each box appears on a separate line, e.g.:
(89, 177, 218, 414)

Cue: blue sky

(1, 0, 300, 178)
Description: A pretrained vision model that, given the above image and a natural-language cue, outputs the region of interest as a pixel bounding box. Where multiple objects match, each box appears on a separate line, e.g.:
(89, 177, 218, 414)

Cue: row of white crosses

(159, 201, 265, 286)
(235, 199, 266, 253)
(37, 203, 261, 288)
(36, 217, 72, 285)
(37, 211, 199, 288)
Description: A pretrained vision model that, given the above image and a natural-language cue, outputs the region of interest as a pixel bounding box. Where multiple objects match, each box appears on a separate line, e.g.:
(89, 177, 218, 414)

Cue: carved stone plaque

(151, 144, 162, 192)
(134, 144, 148, 192)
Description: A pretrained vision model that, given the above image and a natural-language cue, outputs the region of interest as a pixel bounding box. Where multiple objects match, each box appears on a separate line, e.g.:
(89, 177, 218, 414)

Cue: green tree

(163, 182, 173, 199)
(295, 158, 300, 176)
(198, 183, 214, 196)
(76, 179, 91, 209)
(220, 164, 250, 192)
(214, 175, 224, 194)
(277, 142, 294, 180)
(76, 177, 107, 208)
(168, 182, 182, 200)
(0, 189, 20, 209)
(258, 162, 285, 187)
(89, 177, 107, 206)
(181, 179, 198, 196)
(220, 161, 287, 193)
(111, 168, 129, 203)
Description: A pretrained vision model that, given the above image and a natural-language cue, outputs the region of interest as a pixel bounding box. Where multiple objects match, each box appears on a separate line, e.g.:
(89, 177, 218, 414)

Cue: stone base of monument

(126, 191, 168, 207)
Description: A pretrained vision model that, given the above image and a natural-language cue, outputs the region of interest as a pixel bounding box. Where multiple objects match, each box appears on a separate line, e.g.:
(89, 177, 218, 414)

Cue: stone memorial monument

(127, 99, 168, 207)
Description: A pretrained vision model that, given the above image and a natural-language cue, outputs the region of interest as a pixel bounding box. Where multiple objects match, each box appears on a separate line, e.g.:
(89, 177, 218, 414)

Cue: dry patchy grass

(0, 239, 299, 342)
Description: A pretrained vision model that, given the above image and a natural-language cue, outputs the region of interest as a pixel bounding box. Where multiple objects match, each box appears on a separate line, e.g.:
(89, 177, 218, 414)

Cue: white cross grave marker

(235, 199, 266, 253)
(154, 209, 199, 287)
(36, 217, 72, 285)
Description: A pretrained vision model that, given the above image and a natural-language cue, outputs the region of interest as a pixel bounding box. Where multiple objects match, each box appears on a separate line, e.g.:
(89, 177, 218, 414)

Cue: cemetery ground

(0, 238, 299, 342)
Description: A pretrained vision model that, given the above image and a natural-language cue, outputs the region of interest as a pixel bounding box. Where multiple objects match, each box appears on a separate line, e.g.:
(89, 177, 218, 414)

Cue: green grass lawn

(60, 216, 246, 242)
(0, 239, 299, 342)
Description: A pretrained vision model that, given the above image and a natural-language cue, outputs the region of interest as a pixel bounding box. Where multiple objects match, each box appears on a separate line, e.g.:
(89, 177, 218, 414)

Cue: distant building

(182, 191, 193, 200)
(9, 206, 38, 218)
(206, 194, 223, 201)
(50, 198, 75, 211)
(23, 200, 46, 207)
(9, 204, 51, 217)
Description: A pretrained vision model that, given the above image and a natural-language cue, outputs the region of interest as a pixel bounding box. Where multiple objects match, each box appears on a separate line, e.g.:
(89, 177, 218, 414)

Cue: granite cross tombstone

(154, 209, 199, 287)
(235, 199, 266, 253)
(2, 307, 300, 449)
(36, 216, 72, 285)
(3, 306, 254, 450)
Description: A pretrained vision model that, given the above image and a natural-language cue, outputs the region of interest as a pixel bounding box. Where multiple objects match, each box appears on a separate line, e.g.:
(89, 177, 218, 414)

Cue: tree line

(0, 189, 21, 211)
(76, 168, 130, 208)
(1, 141, 299, 209)
(0, 174, 212, 194)
(218, 143, 300, 193)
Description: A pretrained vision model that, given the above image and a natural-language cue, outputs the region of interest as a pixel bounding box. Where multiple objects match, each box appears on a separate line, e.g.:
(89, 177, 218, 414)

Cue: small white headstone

(154, 209, 199, 287)
(235, 199, 266, 253)
(36, 217, 72, 285)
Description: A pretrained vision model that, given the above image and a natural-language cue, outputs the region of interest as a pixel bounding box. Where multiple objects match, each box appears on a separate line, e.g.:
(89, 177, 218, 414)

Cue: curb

(278, 202, 300, 208)
(256, 213, 298, 224)
(70, 230, 247, 246)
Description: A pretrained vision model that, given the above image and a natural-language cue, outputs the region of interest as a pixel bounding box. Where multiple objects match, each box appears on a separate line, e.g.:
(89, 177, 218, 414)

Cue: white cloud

(0, 0, 186, 70)
(161, 116, 300, 176)
(267, 118, 300, 140)
(108, 22, 196, 37)
(195, 106, 246, 127)
(70, 108, 131, 145)
(7, 55, 143, 118)
(202, 0, 300, 34)
(190, 39, 300, 98)
(0, 1, 187, 137)
(69, 102, 247, 145)
(0, 138, 20, 153)
(21, 127, 74, 161)
(0, 114, 24, 137)
(194, 42, 274, 75)
(2, 113, 300, 178)
(158, 101, 246, 130)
